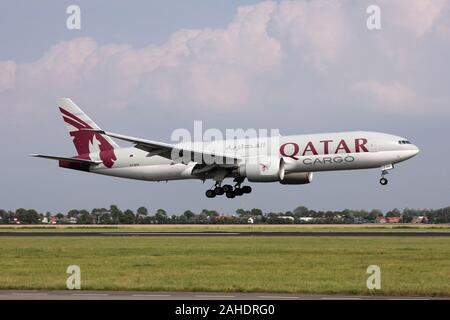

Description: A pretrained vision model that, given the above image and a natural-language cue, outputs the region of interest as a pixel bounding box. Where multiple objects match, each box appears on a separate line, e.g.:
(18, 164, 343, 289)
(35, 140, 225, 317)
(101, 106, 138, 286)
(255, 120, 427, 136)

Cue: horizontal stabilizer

(30, 154, 102, 165)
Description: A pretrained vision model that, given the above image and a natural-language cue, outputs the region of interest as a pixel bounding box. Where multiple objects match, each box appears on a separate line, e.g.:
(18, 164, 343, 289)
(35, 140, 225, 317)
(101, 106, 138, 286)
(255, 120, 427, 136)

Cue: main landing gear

(379, 164, 393, 186)
(205, 179, 252, 198)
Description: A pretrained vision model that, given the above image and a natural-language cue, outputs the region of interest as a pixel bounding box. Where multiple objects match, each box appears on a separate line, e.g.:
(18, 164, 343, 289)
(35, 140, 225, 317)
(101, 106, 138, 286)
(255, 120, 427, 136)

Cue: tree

(99, 211, 112, 224)
(183, 210, 195, 221)
(431, 207, 450, 223)
(197, 210, 208, 222)
(266, 212, 279, 220)
(250, 208, 263, 217)
(155, 209, 168, 223)
(0, 210, 8, 224)
(341, 209, 355, 218)
(293, 206, 309, 217)
(236, 209, 249, 217)
(67, 209, 80, 218)
(78, 211, 94, 224)
(201, 209, 219, 218)
(137, 207, 148, 216)
(136, 206, 148, 223)
(110, 205, 123, 224)
(92, 208, 109, 224)
(386, 208, 401, 217)
(121, 209, 136, 224)
(367, 209, 383, 221)
(15, 208, 41, 224)
(143, 215, 153, 224)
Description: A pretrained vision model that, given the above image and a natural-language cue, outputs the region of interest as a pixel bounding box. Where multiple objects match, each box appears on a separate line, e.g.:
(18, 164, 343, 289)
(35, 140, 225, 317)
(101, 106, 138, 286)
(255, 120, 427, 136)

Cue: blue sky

(0, 0, 449, 214)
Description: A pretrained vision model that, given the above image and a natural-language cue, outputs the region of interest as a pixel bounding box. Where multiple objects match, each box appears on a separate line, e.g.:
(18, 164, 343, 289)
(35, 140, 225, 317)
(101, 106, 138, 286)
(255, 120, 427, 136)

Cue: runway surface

(0, 231, 449, 237)
(0, 290, 446, 300)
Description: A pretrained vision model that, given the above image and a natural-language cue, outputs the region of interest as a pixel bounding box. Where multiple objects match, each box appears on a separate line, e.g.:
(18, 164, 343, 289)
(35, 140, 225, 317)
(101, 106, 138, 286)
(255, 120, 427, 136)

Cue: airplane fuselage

(83, 131, 419, 181)
(33, 99, 420, 198)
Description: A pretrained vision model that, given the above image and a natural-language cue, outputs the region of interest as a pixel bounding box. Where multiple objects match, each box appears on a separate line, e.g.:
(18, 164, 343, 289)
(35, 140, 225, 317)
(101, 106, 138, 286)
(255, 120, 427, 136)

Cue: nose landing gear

(379, 164, 393, 186)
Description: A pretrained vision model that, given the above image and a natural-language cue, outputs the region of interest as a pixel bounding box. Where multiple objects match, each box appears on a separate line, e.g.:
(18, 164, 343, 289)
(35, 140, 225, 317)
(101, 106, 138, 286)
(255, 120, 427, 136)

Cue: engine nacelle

(239, 157, 285, 182)
(280, 172, 313, 185)
(239, 157, 313, 184)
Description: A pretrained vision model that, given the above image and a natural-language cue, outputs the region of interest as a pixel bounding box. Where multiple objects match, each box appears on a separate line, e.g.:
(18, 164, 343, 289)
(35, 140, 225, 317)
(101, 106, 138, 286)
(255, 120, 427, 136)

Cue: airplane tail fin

(57, 98, 118, 167)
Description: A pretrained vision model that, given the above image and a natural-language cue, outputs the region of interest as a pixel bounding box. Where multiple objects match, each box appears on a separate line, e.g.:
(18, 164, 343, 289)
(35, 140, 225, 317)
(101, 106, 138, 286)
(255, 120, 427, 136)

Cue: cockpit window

(398, 140, 411, 144)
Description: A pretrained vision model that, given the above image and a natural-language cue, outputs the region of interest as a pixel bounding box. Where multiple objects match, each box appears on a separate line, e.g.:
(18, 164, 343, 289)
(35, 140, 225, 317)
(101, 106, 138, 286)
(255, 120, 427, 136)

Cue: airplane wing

(83, 129, 240, 166)
(30, 154, 102, 165)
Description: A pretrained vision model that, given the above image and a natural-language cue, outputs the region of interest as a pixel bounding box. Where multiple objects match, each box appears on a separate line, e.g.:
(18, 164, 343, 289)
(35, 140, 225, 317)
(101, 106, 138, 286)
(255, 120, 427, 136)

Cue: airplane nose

(409, 144, 420, 158)
(413, 145, 420, 155)
(398, 143, 420, 161)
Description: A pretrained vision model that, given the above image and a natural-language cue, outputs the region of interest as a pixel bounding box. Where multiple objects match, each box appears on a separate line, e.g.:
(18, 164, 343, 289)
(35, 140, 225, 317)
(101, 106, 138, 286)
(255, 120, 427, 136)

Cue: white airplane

(32, 98, 419, 198)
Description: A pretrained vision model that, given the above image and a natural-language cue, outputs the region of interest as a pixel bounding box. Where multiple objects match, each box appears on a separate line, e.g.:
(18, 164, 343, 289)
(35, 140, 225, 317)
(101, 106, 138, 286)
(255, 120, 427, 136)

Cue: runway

(0, 290, 445, 300)
(0, 231, 449, 237)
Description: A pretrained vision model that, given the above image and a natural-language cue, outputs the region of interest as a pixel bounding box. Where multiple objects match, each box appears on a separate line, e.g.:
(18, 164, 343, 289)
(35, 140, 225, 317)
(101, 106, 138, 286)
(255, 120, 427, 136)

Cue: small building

(412, 216, 428, 224)
(376, 216, 402, 223)
(68, 217, 77, 224)
(277, 216, 295, 223)
(10, 218, 20, 224)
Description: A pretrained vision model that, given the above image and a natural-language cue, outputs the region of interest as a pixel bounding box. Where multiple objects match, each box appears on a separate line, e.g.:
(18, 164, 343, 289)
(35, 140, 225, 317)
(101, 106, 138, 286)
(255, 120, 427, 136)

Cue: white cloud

(383, 0, 449, 37)
(0, 61, 16, 92)
(353, 80, 416, 112)
(5, 2, 284, 112)
(269, 0, 346, 69)
(1, 0, 449, 124)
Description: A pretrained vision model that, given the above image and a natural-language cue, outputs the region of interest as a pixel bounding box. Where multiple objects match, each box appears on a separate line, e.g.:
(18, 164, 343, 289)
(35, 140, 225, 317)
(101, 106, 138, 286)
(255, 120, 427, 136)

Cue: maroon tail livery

(58, 98, 118, 168)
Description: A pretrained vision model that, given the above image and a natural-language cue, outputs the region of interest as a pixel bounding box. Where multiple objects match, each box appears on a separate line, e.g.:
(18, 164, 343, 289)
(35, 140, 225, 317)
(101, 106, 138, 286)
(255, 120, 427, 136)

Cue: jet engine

(238, 156, 285, 182)
(238, 157, 313, 184)
(279, 172, 313, 185)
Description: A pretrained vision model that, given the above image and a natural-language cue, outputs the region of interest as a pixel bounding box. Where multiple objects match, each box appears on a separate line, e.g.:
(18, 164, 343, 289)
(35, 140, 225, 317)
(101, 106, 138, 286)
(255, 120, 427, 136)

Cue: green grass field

(0, 235, 449, 296)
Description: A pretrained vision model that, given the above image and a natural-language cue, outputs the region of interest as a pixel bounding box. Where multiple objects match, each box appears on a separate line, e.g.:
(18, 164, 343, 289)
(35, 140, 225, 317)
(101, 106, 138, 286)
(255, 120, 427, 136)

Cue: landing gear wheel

(241, 186, 252, 194)
(234, 188, 243, 196)
(225, 191, 236, 198)
(222, 184, 233, 193)
(205, 190, 216, 198)
(380, 177, 388, 185)
(214, 186, 224, 195)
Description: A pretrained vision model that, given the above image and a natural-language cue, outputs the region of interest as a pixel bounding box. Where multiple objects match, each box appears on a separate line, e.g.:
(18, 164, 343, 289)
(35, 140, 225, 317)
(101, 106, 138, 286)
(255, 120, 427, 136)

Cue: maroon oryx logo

(59, 107, 116, 168)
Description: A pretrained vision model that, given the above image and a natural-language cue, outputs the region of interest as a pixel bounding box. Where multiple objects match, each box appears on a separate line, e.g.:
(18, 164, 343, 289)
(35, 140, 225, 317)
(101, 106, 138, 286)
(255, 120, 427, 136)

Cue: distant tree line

(0, 205, 449, 225)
